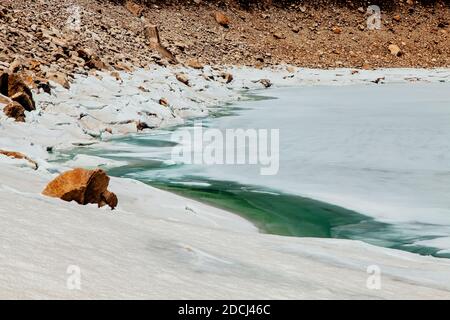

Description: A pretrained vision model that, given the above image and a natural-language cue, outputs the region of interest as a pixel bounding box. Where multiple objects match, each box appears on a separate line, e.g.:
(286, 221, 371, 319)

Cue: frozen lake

(63, 82, 450, 257)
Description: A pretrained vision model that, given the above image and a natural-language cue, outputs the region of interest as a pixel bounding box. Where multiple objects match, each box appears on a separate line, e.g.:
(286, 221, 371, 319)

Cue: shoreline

(2, 156, 450, 299)
(1, 65, 450, 298)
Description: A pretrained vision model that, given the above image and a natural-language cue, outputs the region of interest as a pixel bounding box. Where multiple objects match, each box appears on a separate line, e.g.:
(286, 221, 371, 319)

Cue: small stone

(176, 73, 190, 86)
(220, 72, 233, 84)
(331, 26, 342, 34)
(110, 71, 122, 81)
(286, 66, 296, 73)
(214, 12, 230, 28)
(125, 0, 144, 17)
(388, 44, 402, 57)
(273, 32, 285, 39)
(159, 98, 169, 106)
(186, 58, 203, 69)
(259, 79, 272, 88)
(136, 121, 151, 131)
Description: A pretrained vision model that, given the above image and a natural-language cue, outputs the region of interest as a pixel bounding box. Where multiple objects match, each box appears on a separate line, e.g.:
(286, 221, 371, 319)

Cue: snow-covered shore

(2, 164, 450, 299)
(1, 66, 450, 299)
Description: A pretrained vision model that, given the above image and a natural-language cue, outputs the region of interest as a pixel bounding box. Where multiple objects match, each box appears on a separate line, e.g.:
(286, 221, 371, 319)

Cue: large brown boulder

(3, 101, 25, 122)
(0, 72, 35, 111)
(42, 168, 118, 210)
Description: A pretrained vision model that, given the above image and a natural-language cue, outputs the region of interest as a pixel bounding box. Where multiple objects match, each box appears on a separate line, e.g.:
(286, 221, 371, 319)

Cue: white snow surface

(1, 164, 450, 299)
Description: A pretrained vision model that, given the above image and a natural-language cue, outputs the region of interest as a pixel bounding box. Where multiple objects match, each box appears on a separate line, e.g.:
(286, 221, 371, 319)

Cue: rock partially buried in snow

(220, 72, 234, 84)
(3, 101, 26, 122)
(42, 168, 118, 210)
(176, 73, 190, 86)
(159, 97, 169, 106)
(0, 150, 38, 170)
(258, 78, 273, 88)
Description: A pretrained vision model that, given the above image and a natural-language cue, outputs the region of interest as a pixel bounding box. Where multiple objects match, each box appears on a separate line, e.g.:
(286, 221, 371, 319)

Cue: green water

(53, 144, 449, 259)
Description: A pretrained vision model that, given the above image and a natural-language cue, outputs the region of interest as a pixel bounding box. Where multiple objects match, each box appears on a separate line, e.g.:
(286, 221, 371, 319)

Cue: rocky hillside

(0, 0, 448, 88)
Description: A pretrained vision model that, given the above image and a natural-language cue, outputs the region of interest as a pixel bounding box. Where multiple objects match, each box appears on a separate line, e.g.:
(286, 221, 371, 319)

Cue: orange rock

(331, 26, 342, 34)
(214, 11, 230, 27)
(0, 150, 38, 169)
(42, 168, 118, 210)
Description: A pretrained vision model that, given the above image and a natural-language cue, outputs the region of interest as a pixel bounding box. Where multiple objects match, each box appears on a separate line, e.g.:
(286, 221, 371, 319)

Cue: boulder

(3, 101, 25, 122)
(42, 168, 118, 210)
(11, 91, 34, 112)
(0, 72, 35, 111)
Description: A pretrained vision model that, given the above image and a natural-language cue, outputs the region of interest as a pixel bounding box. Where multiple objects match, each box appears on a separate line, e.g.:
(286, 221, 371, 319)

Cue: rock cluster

(0, 0, 172, 90)
(0, 0, 447, 82)
(42, 168, 118, 210)
(0, 72, 35, 121)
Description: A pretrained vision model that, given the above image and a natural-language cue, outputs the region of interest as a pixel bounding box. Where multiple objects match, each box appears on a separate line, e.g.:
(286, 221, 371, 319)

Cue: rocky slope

(0, 0, 448, 89)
